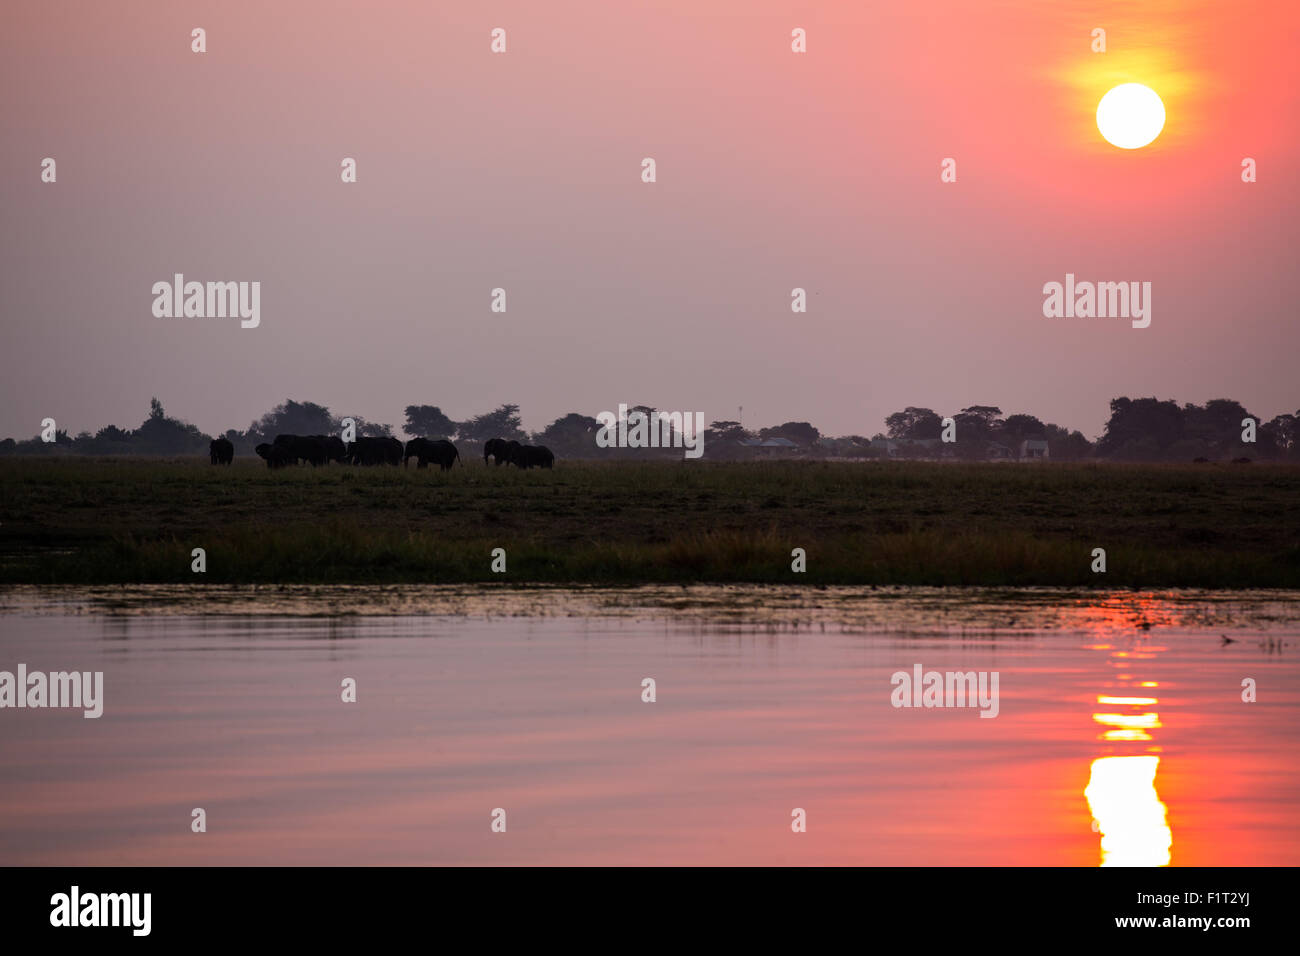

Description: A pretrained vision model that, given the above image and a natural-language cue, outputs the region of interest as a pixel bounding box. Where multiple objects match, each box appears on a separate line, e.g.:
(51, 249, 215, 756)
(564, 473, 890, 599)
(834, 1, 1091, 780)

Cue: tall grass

(1, 458, 1296, 586)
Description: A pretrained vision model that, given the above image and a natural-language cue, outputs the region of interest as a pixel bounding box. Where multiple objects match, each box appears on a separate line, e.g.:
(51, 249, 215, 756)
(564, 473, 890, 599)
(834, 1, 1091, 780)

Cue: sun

(1096, 83, 1166, 149)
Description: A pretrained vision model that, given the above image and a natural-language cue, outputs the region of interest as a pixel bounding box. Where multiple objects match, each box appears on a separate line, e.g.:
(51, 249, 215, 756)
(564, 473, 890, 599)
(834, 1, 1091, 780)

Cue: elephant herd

(211, 433, 555, 472)
(484, 438, 555, 469)
(256, 434, 351, 467)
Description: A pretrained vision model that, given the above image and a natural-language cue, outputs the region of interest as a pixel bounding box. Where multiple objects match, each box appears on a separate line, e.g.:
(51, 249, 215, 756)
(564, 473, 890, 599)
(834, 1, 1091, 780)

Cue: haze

(1, 0, 1296, 440)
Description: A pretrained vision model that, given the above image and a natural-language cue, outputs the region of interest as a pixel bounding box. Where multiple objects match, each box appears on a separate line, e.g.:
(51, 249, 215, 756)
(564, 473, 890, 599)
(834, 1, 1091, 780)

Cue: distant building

(1020, 439, 1049, 460)
(738, 437, 801, 456)
(986, 442, 1014, 460)
(869, 437, 948, 459)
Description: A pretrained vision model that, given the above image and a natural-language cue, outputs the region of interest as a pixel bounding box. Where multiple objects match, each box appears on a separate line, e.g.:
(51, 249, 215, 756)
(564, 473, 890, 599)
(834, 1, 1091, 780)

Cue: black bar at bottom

(0, 866, 1282, 942)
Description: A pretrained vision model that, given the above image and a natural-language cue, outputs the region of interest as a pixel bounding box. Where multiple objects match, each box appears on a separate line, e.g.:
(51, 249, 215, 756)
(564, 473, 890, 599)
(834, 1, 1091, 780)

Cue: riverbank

(1, 458, 1296, 587)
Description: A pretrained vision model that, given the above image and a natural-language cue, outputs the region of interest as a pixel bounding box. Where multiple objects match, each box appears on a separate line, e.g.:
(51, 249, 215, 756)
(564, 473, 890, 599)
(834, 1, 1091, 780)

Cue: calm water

(1, 586, 1297, 866)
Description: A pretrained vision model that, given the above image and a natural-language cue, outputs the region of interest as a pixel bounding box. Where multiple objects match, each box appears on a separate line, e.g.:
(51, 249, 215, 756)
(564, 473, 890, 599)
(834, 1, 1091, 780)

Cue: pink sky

(2, 0, 1296, 440)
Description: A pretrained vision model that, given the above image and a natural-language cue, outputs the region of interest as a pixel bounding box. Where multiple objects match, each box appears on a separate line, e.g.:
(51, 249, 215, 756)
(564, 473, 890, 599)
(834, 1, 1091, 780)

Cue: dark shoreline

(4, 584, 1300, 635)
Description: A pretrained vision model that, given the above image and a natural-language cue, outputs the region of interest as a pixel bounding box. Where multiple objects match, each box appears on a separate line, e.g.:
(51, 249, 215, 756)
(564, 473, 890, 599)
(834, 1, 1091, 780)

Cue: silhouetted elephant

(209, 437, 234, 465)
(509, 444, 555, 469)
(255, 442, 295, 469)
(346, 436, 384, 465)
(382, 436, 403, 465)
(484, 437, 516, 466)
(347, 436, 402, 466)
(405, 437, 460, 471)
(273, 434, 329, 466)
(312, 435, 348, 463)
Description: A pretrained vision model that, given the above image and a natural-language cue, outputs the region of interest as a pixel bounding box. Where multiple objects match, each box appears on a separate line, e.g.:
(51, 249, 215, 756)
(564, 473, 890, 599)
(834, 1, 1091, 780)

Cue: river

(1, 585, 1296, 865)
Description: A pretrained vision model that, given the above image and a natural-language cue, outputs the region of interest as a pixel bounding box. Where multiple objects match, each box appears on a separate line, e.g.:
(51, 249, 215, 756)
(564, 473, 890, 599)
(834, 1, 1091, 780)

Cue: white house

(1019, 439, 1049, 460)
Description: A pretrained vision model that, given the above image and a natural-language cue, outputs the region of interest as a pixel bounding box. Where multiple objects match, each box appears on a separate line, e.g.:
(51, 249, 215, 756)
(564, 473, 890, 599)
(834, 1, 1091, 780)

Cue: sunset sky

(2, 0, 1296, 440)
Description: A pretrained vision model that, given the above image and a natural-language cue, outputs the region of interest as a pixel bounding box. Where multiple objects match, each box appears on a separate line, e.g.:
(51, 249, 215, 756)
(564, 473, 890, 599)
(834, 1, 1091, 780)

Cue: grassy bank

(0, 458, 1297, 587)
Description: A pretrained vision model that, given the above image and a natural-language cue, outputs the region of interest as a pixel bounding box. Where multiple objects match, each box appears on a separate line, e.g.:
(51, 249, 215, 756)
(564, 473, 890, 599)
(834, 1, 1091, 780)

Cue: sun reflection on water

(1083, 601, 1173, 866)
(1085, 755, 1172, 867)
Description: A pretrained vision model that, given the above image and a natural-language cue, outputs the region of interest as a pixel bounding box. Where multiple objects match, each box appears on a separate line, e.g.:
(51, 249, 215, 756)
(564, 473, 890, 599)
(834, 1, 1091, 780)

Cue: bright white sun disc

(1096, 83, 1165, 149)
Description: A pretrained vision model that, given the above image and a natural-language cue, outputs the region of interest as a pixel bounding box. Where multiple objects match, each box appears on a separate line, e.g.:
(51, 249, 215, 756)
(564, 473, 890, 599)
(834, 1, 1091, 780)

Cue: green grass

(1, 457, 1297, 586)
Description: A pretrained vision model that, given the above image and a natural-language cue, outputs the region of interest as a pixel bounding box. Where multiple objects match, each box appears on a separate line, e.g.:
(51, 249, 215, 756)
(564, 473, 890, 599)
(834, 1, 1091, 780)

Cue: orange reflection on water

(1097, 696, 1158, 706)
(1093, 712, 1161, 730)
(1085, 600, 1172, 866)
(1102, 734, 1152, 743)
(1085, 756, 1172, 867)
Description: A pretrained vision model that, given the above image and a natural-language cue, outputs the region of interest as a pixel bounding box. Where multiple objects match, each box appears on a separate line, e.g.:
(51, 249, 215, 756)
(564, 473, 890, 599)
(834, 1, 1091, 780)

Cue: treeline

(814, 399, 1296, 461)
(1, 396, 1296, 462)
(0, 399, 613, 461)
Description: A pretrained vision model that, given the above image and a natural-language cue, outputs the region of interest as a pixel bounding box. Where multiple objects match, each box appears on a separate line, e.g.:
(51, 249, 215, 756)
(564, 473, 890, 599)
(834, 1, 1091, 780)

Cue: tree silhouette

(760, 421, 821, 446)
(457, 404, 526, 443)
(885, 407, 943, 439)
(247, 400, 335, 442)
(404, 405, 455, 438)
